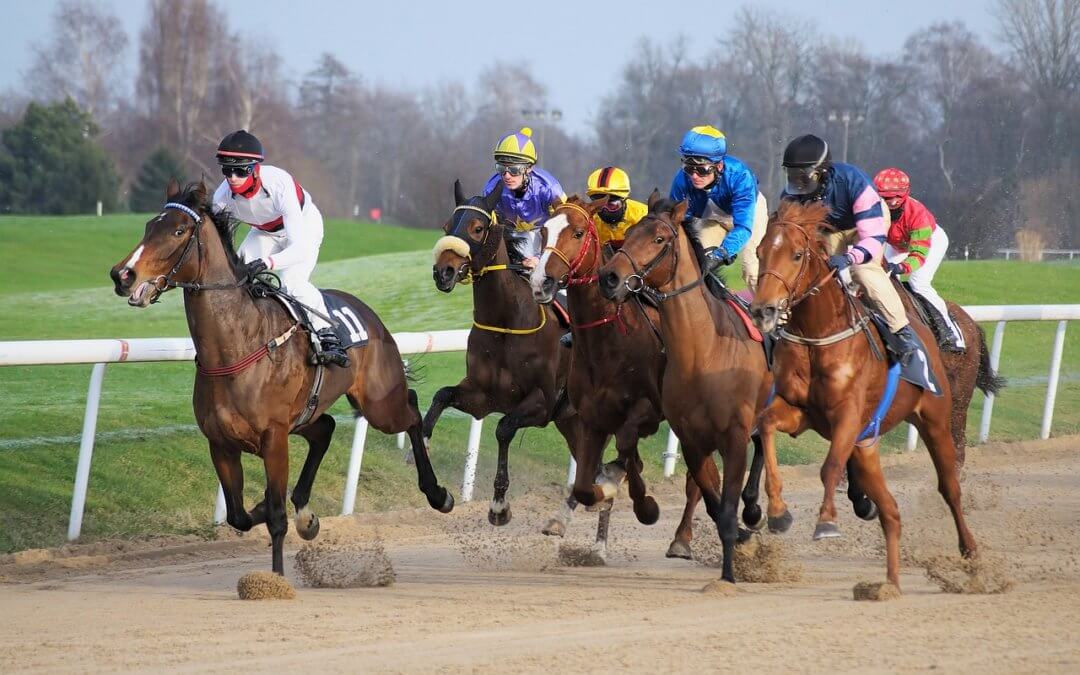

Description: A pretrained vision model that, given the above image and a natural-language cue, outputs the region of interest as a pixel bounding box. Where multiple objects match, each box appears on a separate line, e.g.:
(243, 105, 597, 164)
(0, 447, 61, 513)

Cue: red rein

(551, 210, 629, 334)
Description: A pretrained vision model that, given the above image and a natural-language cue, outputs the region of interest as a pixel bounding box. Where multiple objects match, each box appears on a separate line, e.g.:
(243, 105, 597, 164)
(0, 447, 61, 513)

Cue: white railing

(996, 248, 1080, 261)
(1, 303, 1077, 541)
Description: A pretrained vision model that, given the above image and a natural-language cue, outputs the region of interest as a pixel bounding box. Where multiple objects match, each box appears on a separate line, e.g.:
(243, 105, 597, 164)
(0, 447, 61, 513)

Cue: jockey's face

(883, 194, 906, 211)
(497, 163, 530, 191)
(222, 163, 257, 189)
(685, 159, 722, 190)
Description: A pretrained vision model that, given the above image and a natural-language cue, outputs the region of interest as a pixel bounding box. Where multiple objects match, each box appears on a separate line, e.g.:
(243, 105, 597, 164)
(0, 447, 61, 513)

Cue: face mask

(784, 166, 822, 195)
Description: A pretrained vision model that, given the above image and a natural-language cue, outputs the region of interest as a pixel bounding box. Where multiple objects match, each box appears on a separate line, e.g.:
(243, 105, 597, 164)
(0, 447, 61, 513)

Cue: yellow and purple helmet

(493, 127, 538, 164)
(586, 166, 631, 199)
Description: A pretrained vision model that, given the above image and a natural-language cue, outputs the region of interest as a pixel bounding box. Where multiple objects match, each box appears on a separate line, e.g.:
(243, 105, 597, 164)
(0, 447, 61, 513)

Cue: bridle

(543, 202, 600, 286)
(611, 214, 704, 304)
(141, 201, 245, 304)
(756, 218, 837, 316)
(446, 203, 524, 283)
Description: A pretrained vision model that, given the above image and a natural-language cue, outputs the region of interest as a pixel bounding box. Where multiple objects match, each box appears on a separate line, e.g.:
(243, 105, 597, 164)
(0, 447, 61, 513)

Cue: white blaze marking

(124, 245, 145, 269)
(530, 214, 569, 294)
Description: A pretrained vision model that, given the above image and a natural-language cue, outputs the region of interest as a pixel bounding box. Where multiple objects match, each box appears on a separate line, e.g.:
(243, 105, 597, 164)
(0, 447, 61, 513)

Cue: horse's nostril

(601, 272, 617, 290)
(541, 276, 555, 293)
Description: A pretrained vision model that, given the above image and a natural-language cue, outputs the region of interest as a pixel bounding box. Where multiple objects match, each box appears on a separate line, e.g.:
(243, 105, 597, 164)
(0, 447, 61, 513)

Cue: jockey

(483, 127, 567, 269)
(211, 129, 350, 368)
(669, 125, 769, 292)
(780, 134, 919, 364)
(874, 168, 965, 352)
(585, 166, 648, 249)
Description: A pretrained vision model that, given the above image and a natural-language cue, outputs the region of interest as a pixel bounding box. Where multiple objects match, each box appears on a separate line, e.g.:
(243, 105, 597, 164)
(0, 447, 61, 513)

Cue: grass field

(0, 213, 1077, 553)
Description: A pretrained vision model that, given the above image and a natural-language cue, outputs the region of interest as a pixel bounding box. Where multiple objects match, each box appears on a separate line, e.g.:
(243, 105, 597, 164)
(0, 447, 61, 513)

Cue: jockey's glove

(827, 254, 853, 271)
(245, 259, 269, 279)
(885, 262, 904, 277)
(710, 247, 735, 266)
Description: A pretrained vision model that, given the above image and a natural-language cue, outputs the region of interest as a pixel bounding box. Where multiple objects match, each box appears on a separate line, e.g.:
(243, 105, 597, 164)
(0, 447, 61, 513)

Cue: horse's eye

(174, 228, 184, 236)
(573, 230, 584, 239)
(654, 236, 664, 244)
(794, 251, 803, 261)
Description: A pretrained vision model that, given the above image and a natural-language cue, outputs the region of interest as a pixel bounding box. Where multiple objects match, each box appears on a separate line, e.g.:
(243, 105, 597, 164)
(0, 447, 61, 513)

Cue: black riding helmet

(216, 130, 264, 166)
(782, 134, 831, 196)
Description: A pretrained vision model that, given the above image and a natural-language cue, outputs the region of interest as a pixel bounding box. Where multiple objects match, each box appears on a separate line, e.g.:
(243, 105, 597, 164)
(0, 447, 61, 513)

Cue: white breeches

(884, 226, 964, 347)
(698, 192, 768, 292)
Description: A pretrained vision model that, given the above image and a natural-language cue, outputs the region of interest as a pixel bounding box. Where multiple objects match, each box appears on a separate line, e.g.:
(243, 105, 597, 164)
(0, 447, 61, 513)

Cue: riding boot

(890, 324, 920, 365)
(925, 303, 965, 353)
(560, 332, 573, 349)
(316, 328, 351, 368)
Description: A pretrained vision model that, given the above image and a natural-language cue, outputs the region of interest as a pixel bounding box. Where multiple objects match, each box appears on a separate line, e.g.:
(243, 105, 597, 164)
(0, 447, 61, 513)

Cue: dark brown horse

(749, 200, 978, 588)
(110, 181, 452, 574)
(428, 181, 584, 527)
(598, 196, 774, 583)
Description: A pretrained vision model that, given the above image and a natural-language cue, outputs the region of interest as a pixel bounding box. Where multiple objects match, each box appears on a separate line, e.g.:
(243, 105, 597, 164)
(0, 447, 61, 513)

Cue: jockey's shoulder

(624, 198, 649, 225)
(257, 164, 293, 185)
(829, 162, 874, 187)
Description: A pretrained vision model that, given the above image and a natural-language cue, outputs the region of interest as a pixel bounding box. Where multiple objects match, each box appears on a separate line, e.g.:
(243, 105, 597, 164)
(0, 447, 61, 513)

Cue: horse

(109, 180, 453, 574)
(597, 195, 775, 583)
(748, 199, 978, 588)
(428, 181, 589, 529)
(530, 195, 715, 557)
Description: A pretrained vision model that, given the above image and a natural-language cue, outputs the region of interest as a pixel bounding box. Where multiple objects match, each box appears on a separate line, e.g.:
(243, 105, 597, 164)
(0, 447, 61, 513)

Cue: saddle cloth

(272, 289, 370, 350)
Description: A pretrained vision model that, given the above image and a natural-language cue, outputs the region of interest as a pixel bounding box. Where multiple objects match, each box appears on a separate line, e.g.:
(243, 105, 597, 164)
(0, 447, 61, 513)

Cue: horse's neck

(472, 239, 526, 323)
(184, 229, 276, 365)
(657, 231, 737, 365)
(787, 265, 859, 342)
(567, 242, 608, 323)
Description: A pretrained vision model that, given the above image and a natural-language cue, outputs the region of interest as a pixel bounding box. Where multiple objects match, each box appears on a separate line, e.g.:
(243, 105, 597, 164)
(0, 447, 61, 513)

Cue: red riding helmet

(874, 167, 911, 205)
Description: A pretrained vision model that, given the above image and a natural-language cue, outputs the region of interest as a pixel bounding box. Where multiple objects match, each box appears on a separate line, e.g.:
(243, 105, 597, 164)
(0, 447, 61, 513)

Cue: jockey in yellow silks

(585, 166, 647, 248)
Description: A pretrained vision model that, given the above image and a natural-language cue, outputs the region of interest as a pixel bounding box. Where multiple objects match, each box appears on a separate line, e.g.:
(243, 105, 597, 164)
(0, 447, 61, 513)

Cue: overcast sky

(0, 0, 1000, 135)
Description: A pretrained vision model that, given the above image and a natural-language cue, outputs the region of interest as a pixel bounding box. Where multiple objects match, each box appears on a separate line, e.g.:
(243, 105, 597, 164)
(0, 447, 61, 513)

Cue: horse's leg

(848, 441, 902, 587)
(741, 433, 765, 530)
(542, 415, 587, 537)
(489, 389, 549, 526)
(209, 441, 254, 532)
(758, 398, 806, 533)
(290, 414, 335, 541)
(684, 446, 739, 582)
(667, 463, 709, 559)
(404, 389, 455, 513)
(716, 426, 751, 582)
(845, 455, 878, 522)
(610, 402, 660, 526)
(911, 404, 978, 558)
(814, 417, 860, 541)
(260, 423, 291, 575)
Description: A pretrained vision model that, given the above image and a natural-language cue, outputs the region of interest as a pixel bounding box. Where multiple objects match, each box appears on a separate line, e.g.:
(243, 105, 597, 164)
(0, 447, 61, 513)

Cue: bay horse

(597, 196, 775, 583)
(749, 199, 978, 588)
(428, 181, 586, 528)
(109, 180, 453, 574)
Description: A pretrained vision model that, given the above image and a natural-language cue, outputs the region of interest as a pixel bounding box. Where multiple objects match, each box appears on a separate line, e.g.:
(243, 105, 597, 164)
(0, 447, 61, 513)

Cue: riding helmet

(586, 166, 631, 199)
(216, 130, 265, 166)
(493, 127, 538, 165)
(782, 134, 831, 169)
(678, 125, 727, 162)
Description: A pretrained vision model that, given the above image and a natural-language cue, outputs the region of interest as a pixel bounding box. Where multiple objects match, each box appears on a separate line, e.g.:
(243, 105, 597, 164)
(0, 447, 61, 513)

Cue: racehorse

(749, 199, 978, 588)
(428, 181, 586, 528)
(597, 196, 774, 583)
(109, 180, 453, 574)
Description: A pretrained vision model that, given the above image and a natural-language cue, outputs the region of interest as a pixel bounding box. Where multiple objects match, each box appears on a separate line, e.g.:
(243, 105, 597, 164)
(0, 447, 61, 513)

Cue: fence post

(460, 417, 483, 502)
(340, 416, 369, 516)
(68, 363, 106, 541)
(978, 321, 1007, 443)
(1040, 321, 1068, 440)
(214, 484, 226, 525)
(906, 424, 919, 451)
(396, 432, 405, 450)
(566, 455, 577, 487)
(663, 430, 680, 477)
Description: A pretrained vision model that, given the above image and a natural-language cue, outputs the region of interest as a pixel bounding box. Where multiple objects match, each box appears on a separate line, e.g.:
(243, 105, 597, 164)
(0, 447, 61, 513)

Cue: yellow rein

(473, 303, 548, 335)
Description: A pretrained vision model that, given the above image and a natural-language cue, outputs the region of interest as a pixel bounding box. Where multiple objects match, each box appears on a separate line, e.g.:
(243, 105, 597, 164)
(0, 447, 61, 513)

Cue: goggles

(682, 163, 716, 177)
(495, 162, 529, 177)
(783, 166, 822, 195)
(221, 164, 255, 178)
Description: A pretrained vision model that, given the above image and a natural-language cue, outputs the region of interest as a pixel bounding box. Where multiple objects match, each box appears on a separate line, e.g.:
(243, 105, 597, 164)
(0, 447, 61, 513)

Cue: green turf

(0, 215, 1077, 553)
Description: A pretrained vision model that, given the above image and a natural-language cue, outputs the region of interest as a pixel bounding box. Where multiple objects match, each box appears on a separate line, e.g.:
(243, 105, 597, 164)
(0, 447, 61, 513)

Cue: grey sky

(1, 0, 1000, 136)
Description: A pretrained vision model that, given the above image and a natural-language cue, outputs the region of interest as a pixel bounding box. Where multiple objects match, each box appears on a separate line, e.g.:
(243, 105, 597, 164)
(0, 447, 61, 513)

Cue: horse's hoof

(743, 503, 764, 530)
(488, 505, 512, 526)
(586, 499, 613, 513)
(768, 509, 794, 534)
(541, 518, 566, 537)
(666, 540, 693, 560)
(853, 498, 878, 521)
(436, 489, 455, 514)
(634, 496, 660, 525)
(737, 527, 754, 544)
(294, 508, 320, 541)
(813, 521, 842, 540)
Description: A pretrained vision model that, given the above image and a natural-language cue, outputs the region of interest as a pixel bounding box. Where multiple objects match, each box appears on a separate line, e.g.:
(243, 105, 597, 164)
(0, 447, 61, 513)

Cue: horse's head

(432, 180, 504, 293)
(110, 179, 229, 307)
(598, 191, 688, 304)
(529, 195, 602, 304)
(750, 200, 832, 332)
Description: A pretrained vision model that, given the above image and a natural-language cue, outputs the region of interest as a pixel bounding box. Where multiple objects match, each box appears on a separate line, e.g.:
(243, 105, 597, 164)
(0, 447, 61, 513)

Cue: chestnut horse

(749, 200, 977, 588)
(110, 181, 453, 574)
(598, 196, 774, 583)
(429, 181, 586, 528)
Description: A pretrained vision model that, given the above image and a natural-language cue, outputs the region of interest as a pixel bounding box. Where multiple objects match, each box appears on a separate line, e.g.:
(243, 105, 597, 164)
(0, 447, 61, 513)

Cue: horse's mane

(175, 182, 245, 276)
(774, 199, 834, 239)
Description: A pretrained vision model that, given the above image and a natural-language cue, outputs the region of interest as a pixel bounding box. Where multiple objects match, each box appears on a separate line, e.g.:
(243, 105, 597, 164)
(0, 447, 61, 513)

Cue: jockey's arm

(846, 184, 888, 265)
(896, 209, 934, 276)
(669, 172, 691, 217)
(264, 181, 314, 270)
(717, 169, 757, 257)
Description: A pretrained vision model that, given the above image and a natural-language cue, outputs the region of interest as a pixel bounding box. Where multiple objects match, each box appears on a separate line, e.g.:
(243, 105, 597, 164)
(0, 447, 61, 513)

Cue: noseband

(757, 219, 837, 314)
(544, 202, 600, 286)
(612, 216, 705, 303)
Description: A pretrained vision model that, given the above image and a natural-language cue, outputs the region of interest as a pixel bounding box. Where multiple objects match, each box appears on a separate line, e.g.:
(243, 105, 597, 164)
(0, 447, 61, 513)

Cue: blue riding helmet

(678, 125, 727, 162)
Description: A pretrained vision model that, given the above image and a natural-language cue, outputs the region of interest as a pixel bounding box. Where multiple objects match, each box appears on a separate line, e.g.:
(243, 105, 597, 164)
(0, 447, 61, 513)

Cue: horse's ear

(647, 188, 663, 210)
(453, 179, 465, 207)
(165, 178, 180, 200)
(585, 194, 608, 215)
(672, 199, 689, 225)
(193, 181, 207, 204)
(482, 182, 503, 213)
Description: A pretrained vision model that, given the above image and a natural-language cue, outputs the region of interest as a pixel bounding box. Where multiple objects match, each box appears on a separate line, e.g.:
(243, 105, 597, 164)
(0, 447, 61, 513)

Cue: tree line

(1, 0, 1077, 256)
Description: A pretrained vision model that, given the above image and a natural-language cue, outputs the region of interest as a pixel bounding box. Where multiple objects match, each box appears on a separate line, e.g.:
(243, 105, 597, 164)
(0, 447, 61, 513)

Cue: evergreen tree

(129, 147, 186, 212)
(0, 98, 119, 214)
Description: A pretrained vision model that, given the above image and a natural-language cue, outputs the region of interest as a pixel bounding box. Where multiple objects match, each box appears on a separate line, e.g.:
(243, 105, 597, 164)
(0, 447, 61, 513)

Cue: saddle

(254, 278, 370, 359)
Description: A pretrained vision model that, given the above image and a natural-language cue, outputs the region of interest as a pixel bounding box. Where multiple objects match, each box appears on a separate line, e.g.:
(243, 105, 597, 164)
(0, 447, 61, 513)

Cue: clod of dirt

(701, 579, 738, 596)
(446, 515, 560, 572)
(557, 544, 606, 567)
(294, 534, 395, 588)
(852, 581, 901, 601)
(237, 571, 296, 600)
(12, 549, 52, 566)
(693, 533, 802, 583)
(918, 554, 1013, 594)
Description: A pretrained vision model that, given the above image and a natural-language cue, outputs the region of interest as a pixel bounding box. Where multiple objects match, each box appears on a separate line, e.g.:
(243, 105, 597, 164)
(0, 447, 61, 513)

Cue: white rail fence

(0, 304, 1077, 541)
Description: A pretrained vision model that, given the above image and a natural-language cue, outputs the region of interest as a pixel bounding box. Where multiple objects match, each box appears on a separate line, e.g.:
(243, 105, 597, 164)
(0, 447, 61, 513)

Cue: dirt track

(2, 436, 1079, 673)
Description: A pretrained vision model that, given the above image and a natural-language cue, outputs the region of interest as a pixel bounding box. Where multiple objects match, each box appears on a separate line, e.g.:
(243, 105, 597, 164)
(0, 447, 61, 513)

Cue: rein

(546, 203, 628, 334)
(613, 217, 704, 304)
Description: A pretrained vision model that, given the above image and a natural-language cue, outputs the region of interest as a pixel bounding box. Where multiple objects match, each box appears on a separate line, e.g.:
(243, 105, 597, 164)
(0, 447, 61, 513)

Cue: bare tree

(24, 0, 129, 118)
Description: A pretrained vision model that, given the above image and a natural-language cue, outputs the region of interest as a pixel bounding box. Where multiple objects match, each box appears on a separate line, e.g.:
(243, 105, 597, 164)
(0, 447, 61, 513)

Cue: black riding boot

(925, 303, 964, 352)
(890, 324, 920, 365)
(316, 328, 351, 368)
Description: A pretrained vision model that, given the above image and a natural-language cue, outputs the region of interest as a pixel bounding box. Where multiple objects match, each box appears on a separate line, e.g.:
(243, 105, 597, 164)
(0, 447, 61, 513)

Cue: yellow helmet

(586, 166, 631, 199)
(493, 127, 538, 164)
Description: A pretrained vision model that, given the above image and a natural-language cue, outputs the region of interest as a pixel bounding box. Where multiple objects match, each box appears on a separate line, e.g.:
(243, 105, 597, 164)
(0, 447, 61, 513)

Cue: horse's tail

(403, 357, 424, 386)
(975, 324, 1006, 396)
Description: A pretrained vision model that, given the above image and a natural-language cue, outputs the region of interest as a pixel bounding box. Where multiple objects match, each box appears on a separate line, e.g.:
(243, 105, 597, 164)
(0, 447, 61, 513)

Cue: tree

(24, 0, 129, 118)
(0, 99, 119, 214)
(129, 147, 186, 212)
